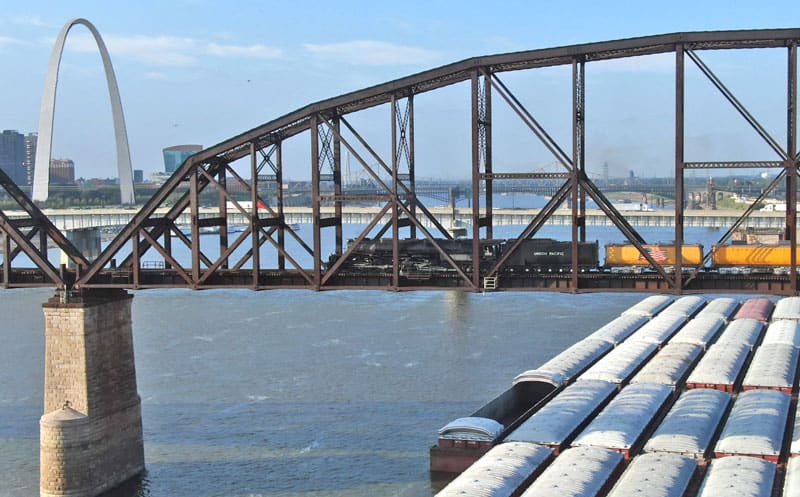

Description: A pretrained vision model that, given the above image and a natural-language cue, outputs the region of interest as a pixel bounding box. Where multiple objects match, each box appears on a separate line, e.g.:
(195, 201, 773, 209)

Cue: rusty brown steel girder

(788, 42, 797, 291)
(676, 44, 799, 291)
(675, 45, 685, 291)
(0, 167, 87, 288)
(483, 70, 674, 287)
(390, 98, 401, 289)
(193, 29, 800, 168)
(0, 28, 786, 294)
(334, 116, 453, 240)
(571, 57, 586, 291)
(471, 70, 481, 288)
(317, 115, 475, 289)
(393, 95, 416, 239)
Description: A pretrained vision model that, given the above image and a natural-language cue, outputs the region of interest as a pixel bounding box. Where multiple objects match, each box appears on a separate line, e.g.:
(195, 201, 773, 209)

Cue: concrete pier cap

(40, 288, 144, 497)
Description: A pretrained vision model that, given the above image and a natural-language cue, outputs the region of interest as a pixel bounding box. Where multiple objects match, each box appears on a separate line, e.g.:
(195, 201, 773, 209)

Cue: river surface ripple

(0, 288, 651, 496)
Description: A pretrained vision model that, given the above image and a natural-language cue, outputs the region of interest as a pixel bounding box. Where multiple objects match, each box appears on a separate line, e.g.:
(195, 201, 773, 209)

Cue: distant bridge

(4, 206, 789, 231)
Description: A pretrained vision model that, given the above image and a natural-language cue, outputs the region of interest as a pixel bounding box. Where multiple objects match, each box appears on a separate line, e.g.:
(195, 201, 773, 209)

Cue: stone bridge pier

(40, 289, 144, 497)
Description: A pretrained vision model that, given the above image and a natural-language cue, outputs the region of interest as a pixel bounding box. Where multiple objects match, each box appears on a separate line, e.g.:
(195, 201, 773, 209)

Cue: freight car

(711, 243, 799, 274)
(329, 238, 599, 275)
(605, 244, 703, 272)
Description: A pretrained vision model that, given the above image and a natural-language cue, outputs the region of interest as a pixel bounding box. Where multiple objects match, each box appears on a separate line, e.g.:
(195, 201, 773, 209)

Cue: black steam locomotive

(328, 238, 599, 275)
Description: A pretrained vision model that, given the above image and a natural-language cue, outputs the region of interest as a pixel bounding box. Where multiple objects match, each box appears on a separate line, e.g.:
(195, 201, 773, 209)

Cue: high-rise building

(50, 158, 75, 185)
(0, 129, 27, 185)
(163, 144, 202, 174)
(24, 133, 37, 186)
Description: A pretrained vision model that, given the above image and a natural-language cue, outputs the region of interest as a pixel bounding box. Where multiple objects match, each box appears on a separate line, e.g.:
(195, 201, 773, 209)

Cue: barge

(433, 294, 800, 497)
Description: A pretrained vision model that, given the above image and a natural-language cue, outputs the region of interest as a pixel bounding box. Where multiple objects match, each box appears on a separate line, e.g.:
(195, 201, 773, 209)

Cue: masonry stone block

(40, 289, 144, 497)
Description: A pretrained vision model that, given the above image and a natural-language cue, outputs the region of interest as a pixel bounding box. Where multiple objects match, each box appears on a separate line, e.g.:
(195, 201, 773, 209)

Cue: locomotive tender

(328, 237, 800, 276)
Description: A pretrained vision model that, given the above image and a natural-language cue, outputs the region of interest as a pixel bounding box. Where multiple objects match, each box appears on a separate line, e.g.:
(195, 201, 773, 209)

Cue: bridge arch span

(33, 18, 135, 204)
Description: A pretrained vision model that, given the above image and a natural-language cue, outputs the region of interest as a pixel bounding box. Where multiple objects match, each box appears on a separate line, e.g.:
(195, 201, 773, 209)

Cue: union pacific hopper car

(604, 244, 703, 272)
(711, 243, 798, 274)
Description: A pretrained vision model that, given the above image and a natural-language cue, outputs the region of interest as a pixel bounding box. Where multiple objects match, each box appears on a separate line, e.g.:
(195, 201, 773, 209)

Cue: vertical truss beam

(333, 118, 343, 257)
(189, 165, 200, 286)
(218, 166, 229, 269)
(393, 94, 416, 238)
(311, 115, 321, 288)
(409, 95, 417, 239)
(482, 71, 493, 239)
(391, 95, 401, 289)
(571, 57, 585, 289)
(276, 143, 286, 270)
(788, 43, 798, 290)
(316, 114, 343, 272)
(132, 231, 139, 288)
(250, 142, 260, 288)
(257, 143, 287, 270)
(2, 231, 9, 288)
(675, 45, 685, 290)
(471, 70, 482, 287)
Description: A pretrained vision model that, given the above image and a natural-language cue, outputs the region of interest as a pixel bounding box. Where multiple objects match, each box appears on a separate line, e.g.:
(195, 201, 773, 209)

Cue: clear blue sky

(1, 1, 797, 180)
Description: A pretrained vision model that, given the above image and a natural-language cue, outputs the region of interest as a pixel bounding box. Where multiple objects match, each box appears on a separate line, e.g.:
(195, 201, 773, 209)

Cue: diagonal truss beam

(686, 49, 788, 161)
(486, 181, 572, 277)
(335, 116, 455, 240)
(324, 116, 475, 287)
(0, 168, 88, 270)
(0, 210, 63, 286)
(77, 158, 226, 286)
(486, 69, 674, 282)
(321, 202, 393, 286)
(488, 72, 573, 171)
(683, 170, 788, 287)
(679, 44, 798, 289)
(139, 229, 194, 286)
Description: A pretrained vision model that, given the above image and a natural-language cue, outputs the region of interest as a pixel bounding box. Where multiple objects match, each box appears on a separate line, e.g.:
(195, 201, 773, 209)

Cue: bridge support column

(40, 289, 144, 497)
(60, 228, 102, 267)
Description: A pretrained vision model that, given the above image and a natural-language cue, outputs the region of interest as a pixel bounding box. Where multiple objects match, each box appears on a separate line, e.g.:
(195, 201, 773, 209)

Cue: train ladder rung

(483, 276, 498, 291)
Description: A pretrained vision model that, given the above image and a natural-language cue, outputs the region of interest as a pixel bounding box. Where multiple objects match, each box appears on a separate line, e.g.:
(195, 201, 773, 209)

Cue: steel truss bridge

(1, 28, 799, 294)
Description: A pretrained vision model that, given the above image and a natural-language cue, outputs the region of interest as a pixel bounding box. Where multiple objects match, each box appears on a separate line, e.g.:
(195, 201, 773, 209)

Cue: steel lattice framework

(1, 28, 798, 294)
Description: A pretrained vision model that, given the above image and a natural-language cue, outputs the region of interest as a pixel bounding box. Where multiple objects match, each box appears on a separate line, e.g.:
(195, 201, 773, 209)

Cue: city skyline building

(163, 144, 202, 174)
(0, 129, 27, 186)
(49, 158, 75, 185)
(24, 132, 37, 186)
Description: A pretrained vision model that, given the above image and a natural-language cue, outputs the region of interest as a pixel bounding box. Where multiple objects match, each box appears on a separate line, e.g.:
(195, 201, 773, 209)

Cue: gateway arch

(33, 18, 135, 204)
